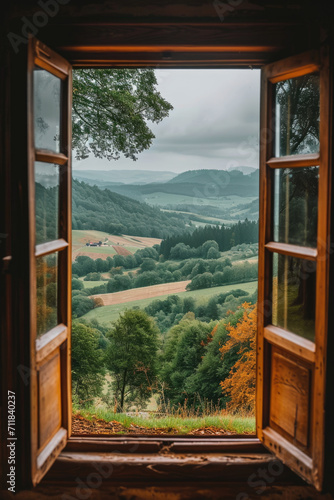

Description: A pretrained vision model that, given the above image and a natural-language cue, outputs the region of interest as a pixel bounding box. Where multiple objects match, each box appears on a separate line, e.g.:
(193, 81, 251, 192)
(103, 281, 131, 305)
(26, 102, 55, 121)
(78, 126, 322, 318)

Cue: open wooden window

(257, 49, 331, 490)
(27, 37, 72, 485)
(19, 38, 330, 491)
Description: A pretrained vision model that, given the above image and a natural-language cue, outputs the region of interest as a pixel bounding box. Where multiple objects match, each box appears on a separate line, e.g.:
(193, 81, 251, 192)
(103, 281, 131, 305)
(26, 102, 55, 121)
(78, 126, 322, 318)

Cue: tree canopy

(105, 309, 160, 411)
(220, 303, 256, 414)
(72, 69, 173, 161)
(71, 322, 106, 404)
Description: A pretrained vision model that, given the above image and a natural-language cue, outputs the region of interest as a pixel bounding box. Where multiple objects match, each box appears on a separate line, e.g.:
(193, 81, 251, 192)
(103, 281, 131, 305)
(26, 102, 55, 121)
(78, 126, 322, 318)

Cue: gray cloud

(73, 69, 260, 173)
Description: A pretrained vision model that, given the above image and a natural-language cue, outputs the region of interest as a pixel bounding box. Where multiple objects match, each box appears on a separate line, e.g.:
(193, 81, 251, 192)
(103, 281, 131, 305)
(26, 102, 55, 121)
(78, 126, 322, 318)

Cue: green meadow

(82, 280, 257, 325)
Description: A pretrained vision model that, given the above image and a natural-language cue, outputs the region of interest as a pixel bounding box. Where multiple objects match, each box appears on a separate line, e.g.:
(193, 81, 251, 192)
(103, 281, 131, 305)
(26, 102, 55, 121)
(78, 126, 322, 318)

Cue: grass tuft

(75, 406, 255, 434)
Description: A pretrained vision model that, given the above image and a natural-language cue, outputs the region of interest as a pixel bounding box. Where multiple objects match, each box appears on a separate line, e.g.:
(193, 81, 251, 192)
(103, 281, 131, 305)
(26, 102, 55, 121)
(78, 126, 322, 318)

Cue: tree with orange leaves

(220, 302, 256, 414)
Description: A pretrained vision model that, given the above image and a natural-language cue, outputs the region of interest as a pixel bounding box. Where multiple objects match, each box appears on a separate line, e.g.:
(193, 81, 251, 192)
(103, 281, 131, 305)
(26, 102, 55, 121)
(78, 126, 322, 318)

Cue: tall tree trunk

(120, 369, 128, 411)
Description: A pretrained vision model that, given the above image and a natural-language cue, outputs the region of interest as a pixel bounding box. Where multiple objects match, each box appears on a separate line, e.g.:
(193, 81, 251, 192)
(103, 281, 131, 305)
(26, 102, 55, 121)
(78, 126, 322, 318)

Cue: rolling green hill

(70, 169, 259, 224)
(35, 179, 189, 242)
(72, 180, 188, 238)
(97, 168, 259, 202)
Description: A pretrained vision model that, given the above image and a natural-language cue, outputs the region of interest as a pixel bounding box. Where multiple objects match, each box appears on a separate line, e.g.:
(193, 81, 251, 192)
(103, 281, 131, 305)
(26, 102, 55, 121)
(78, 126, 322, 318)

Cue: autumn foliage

(219, 302, 256, 415)
(200, 323, 218, 347)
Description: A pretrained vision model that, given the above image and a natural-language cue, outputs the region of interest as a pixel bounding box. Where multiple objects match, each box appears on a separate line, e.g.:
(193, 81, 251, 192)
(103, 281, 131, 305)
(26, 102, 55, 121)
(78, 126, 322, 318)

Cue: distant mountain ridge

(227, 165, 258, 175)
(97, 168, 259, 200)
(73, 169, 177, 185)
(166, 168, 257, 184)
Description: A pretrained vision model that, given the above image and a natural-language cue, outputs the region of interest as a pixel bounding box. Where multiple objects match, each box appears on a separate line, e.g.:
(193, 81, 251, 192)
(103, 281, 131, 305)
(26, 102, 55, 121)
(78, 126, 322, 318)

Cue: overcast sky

(72, 69, 261, 173)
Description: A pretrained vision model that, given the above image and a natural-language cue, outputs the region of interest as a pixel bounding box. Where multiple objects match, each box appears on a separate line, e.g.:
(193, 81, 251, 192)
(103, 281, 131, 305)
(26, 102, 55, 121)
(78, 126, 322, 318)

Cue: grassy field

(72, 229, 111, 246)
(144, 192, 257, 208)
(72, 230, 116, 260)
(79, 245, 116, 255)
(81, 280, 107, 289)
(82, 280, 258, 325)
(72, 230, 161, 261)
(161, 208, 226, 225)
(75, 407, 255, 435)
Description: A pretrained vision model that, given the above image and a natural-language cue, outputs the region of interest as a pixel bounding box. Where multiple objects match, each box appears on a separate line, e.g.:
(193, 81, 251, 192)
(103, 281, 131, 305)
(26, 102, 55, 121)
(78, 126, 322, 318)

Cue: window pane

(35, 162, 59, 245)
(34, 69, 61, 152)
(274, 73, 319, 157)
(272, 253, 316, 342)
(273, 166, 318, 247)
(36, 253, 58, 337)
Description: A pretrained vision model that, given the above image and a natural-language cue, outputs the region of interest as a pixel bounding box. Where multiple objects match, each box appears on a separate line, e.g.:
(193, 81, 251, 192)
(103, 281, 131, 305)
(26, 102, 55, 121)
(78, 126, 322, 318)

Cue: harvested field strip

(90, 280, 191, 306)
(112, 245, 133, 256)
(83, 281, 258, 324)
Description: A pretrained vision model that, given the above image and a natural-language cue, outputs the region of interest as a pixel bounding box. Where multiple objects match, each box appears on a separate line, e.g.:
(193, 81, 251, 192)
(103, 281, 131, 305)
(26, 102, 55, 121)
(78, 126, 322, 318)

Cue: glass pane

(34, 69, 61, 152)
(273, 166, 318, 247)
(36, 253, 58, 337)
(272, 253, 316, 341)
(35, 162, 59, 245)
(274, 73, 319, 157)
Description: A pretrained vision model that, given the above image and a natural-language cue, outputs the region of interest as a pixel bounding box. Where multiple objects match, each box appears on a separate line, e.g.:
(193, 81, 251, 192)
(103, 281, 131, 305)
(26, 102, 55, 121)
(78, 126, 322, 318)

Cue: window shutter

(257, 48, 331, 490)
(27, 37, 72, 485)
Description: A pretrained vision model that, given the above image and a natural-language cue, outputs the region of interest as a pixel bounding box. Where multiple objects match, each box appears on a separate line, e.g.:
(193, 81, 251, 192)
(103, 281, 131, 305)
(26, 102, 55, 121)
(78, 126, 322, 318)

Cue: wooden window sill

(41, 436, 303, 485)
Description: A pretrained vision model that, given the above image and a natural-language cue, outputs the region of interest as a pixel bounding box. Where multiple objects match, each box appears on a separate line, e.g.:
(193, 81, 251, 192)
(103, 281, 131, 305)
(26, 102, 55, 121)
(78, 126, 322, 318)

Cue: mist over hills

(86, 168, 259, 200)
(73, 169, 176, 186)
(70, 168, 259, 224)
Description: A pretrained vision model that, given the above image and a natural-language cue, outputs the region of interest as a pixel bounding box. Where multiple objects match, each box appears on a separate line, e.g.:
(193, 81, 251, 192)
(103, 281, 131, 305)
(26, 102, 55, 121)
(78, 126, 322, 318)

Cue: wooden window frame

(256, 48, 331, 489)
(47, 47, 331, 491)
(28, 38, 73, 484)
(34, 44, 274, 488)
(4, 33, 333, 492)
(44, 48, 330, 484)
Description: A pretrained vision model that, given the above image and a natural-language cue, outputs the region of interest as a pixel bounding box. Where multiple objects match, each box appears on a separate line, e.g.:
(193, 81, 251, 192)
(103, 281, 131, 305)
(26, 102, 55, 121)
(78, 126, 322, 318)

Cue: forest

(70, 240, 258, 318)
(66, 232, 259, 420)
(160, 219, 258, 258)
(36, 187, 259, 420)
(35, 168, 261, 427)
(72, 180, 190, 238)
(72, 301, 257, 416)
(36, 178, 188, 244)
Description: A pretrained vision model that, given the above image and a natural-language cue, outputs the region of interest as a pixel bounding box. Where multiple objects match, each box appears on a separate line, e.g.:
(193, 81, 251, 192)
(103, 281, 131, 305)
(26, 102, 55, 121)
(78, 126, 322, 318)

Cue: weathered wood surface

(66, 436, 264, 454)
(42, 451, 301, 484)
(5, 1, 316, 67)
